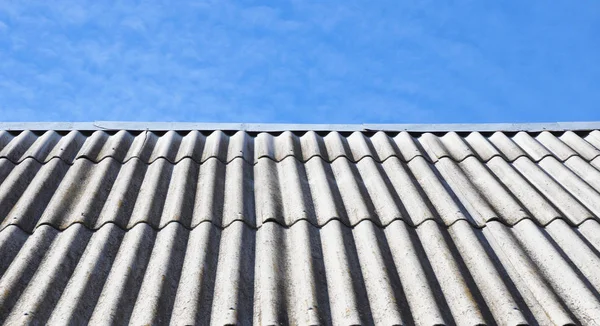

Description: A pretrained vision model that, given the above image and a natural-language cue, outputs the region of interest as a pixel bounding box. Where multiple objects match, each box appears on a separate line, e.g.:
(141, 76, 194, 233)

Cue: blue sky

(0, 1, 599, 123)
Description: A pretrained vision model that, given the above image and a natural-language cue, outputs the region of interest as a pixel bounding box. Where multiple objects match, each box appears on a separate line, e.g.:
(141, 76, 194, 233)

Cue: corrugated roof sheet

(0, 127, 600, 325)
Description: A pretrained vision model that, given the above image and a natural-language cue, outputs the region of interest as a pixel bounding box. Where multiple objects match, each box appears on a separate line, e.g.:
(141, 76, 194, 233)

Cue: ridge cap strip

(0, 121, 599, 132)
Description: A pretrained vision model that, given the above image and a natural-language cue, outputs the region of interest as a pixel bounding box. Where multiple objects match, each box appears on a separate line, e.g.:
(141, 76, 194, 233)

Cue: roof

(0, 123, 599, 325)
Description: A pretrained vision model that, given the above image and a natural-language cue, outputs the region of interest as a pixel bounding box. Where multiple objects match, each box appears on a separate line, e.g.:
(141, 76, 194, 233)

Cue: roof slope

(0, 126, 600, 325)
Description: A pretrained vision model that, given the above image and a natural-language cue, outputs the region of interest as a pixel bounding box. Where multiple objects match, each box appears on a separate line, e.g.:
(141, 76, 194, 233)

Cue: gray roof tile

(0, 126, 599, 325)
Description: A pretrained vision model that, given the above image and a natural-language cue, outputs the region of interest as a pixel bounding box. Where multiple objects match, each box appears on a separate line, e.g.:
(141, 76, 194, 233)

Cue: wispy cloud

(0, 1, 598, 123)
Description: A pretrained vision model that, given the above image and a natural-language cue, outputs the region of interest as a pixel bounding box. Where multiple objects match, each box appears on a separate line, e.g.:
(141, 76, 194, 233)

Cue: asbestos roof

(0, 122, 600, 325)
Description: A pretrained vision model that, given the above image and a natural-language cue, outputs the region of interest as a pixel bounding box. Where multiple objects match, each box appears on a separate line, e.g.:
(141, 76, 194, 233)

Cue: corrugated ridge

(0, 130, 599, 165)
(2, 154, 600, 232)
(1, 219, 600, 325)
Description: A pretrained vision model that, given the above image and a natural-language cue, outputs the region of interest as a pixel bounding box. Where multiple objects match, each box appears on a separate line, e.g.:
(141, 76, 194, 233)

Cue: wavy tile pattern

(1, 219, 600, 325)
(1, 128, 600, 325)
(1, 130, 600, 230)
(1, 129, 600, 165)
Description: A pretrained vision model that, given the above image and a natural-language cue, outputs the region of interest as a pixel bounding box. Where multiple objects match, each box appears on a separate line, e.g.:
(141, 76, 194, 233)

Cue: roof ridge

(0, 121, 599, 132)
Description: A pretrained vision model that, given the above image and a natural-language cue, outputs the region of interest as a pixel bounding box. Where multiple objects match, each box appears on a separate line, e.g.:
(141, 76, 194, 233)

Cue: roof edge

(0, 121, 599, 132)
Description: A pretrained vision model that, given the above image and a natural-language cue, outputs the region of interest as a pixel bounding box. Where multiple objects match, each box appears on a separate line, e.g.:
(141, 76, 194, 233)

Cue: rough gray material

(1, 220, 600, 325)
(0, 129, 600, 231)
(0, 126, 600, 325)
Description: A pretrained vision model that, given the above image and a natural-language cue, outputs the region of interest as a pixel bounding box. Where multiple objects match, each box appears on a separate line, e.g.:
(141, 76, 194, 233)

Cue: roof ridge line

(0, 121, 599, 132)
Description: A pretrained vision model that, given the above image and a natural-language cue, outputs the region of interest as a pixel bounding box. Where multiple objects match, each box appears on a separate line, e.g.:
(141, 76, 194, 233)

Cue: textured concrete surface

(0, 127, 599, 325)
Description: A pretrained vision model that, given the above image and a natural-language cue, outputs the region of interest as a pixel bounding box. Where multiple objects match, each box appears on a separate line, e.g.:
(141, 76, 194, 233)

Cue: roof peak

(0, 121, 598, 132)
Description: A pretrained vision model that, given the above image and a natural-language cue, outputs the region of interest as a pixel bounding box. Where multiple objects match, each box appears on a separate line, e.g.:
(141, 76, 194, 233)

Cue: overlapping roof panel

(0, 125, 600, 325)
(1, 129, 600, 164)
